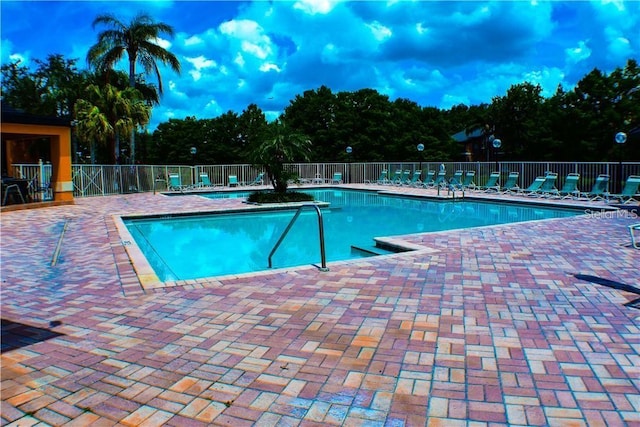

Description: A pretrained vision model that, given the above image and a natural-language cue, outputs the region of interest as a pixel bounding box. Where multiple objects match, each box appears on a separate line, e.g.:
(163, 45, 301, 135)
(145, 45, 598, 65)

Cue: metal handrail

(268, 204, 328, 271)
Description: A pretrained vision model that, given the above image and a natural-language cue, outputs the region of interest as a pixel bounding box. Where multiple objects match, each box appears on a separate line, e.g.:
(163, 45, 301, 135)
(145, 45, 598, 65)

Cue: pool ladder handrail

(268, 204, 329, 271)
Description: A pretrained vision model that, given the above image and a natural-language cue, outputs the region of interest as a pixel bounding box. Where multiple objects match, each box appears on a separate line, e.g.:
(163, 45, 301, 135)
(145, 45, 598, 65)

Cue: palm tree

(250, 120, 312, 194)
(87, 12, 181, 163)
(75, 84, 150, 163)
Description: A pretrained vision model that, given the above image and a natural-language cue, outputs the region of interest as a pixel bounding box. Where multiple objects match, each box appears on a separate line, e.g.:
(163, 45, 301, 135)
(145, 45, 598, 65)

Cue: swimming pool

(124, 189, 581, 281)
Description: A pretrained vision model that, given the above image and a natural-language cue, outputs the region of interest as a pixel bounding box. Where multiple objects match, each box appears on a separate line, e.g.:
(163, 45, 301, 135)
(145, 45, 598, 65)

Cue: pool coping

(114, 189, 621, 292)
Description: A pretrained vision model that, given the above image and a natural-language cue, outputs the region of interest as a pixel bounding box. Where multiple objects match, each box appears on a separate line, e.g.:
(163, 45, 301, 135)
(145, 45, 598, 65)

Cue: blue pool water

(125, 189, 581, 281)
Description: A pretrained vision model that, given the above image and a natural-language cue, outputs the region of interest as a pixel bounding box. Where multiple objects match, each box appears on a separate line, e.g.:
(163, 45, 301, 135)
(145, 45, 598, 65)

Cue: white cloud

(259, 63, 281, 72)
(219, 19, 261, 39)
(599, 0, 625, 12)
(367, 21, 392, 41)
(184, 35, 203, 46)
(293, 0, 338, 15)
(153, 36, 171, 50)
(185, 55, 216, 70)
(321, 43, 339, 64)
(522, 68, 566, 97)
(565, 41, 592, 64)
(219, 19, 274, 60)
(416, 23, 428, 35)
(234, 53, 245, 68)
(441, 94, 471, 109)
(241, 40, 270, 59)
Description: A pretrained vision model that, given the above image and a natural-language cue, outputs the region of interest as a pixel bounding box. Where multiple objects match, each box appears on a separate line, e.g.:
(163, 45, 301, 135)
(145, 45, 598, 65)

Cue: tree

(87, 12, 181, 163)
(282, 86, 338, 161)
(491, 83, 546, 159)
(249, 120, 311, 194)
(75, 84, 150, 163)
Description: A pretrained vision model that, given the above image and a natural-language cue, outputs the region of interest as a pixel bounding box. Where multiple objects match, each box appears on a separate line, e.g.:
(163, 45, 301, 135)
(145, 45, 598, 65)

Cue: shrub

(247, 191, 314, 204)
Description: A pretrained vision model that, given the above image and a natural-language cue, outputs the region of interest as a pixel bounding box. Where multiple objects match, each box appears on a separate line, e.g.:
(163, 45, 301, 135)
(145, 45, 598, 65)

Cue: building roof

(1, 104, 72, 127)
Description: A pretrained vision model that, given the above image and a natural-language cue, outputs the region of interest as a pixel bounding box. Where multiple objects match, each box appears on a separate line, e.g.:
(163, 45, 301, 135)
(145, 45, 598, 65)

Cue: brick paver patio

(1, 185, 639, 426)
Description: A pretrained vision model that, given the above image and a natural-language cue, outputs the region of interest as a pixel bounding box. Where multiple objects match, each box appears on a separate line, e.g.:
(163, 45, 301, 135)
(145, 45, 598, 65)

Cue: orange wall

(2, 123, 73, 202)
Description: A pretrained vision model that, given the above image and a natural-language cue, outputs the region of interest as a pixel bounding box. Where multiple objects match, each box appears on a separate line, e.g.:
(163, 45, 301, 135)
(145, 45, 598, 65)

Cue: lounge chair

(499, 172, 520, 194)
(390, 170, 402, 185)
(168, 173, 189, 192)
(395, 170, 411, 186)
(539, 172, 559, 197)
(460, 171, 476, 190)
(580, 174, 610, 201)
(449, 170, 464, 188)
(549, 173, 580, 199)
(365, 170, 388, 185)
(199, 173, 215, 188)
(247, 172, 265, 186)
(477, 172, 500, 192)
(432, 170, 448, 188)
(228, 175, 239, 187)
(331, 172, 343, 184)
(421, 170, 435, 187)
(608, 175, 640, 204)
(403, 170, 422, 187)
(517, 176, 546, 196)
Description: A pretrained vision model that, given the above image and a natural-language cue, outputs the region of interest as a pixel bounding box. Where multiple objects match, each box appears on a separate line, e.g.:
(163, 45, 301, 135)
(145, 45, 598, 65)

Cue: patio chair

(448, 170, 464, 188)
(539, 172, 559, 197)
(460, 171, 476, 190)
(168, 173, 189, 192)
(389, 170, 403, 185)
(247, 172, 265, 186)
(432, 170, 448, 188)
(395, 170, 411, 186)
(499, 172, 520, 194)
(199, 173, 216, 188)
(549, 173, 581, 199)
(608, 175, 640, 204)
(403, 170, 422, 187)
(421, 170, 436, 187)
(477, 172, 501, 192)
(364, 170, 388, 185)
(331, 172, 343, 184)
(228, 175, 239, 187)
(517, 176, 546, 196)
(580, 174, 610, 201)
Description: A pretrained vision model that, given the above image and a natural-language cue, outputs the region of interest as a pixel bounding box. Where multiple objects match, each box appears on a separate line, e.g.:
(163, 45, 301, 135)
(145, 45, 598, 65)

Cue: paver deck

(1, 185, 639, 426)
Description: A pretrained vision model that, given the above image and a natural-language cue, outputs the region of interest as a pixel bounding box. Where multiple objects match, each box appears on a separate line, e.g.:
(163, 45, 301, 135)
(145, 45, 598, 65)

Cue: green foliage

(248, 119, 312, 193)
(75, 84, 150, 163)
(87, 12, 181, 163)
(3, 39, 639, 163)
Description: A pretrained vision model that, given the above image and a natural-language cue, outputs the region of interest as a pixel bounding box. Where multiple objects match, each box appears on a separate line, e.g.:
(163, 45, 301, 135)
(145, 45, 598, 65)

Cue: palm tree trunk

(129, 58, 136, 164)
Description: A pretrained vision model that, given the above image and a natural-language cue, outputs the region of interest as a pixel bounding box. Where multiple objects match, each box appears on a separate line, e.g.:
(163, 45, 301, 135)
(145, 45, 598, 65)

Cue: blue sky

(2, 1, 639, 130)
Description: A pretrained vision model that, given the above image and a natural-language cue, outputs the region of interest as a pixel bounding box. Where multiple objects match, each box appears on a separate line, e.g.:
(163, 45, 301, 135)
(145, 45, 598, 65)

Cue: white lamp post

(417, 143, 425, 172)
(346, 146, 352, 183)
(190, 146, 197, 185)
(615, 132, 627, 193)
(492, 139, 502, 171)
